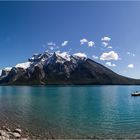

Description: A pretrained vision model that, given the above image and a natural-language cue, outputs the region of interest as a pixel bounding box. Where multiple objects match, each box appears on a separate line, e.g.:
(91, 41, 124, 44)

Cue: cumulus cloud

(107, 46, 113, 49)
(48, 42, 56, 46)
(80, 38, 95, 47)
(102, 42, 108, 47)
(100, 51, 119, 61)
(88, 41, 95, 47)
(105, 62, 116, 67)
(80, 38, 88, 45)
(73, 52, 87, 58)
(132, 54, 135, 56)
(47, 42, 60, 51)
(101, 36, 111, 42)
(127, 52, 135, 57)
(128, 64, 134, 68)
(61, 41, 68, 47)
(92, 55, 98, 59)
(49, 46, 54, 50)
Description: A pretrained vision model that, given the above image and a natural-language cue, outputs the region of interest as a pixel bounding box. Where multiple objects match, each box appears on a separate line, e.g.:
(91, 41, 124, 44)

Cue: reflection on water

(0, 86, 140, 138)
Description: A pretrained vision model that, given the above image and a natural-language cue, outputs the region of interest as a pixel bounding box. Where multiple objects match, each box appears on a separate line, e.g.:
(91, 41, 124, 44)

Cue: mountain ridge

(0, 51, 140, 85)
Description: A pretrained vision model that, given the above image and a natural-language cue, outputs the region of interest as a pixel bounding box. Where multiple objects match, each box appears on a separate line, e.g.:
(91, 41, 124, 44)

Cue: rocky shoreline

(0, 126, 29, 140)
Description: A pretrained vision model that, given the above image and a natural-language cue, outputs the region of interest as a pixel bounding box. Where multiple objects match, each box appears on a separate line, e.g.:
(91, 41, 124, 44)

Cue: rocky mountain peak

(0, 51, 140, 85)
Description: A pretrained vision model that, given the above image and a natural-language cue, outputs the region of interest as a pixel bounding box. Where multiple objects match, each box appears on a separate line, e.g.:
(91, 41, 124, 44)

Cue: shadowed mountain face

(0, 51, 140, 85)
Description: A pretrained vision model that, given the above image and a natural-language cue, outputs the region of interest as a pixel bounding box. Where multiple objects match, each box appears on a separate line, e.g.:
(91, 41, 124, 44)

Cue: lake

(0, 86, 140, 138)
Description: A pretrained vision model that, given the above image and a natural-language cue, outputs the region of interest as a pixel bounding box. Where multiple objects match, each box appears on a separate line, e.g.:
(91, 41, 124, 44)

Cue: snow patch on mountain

(1, 51, 87, 76)
(4, 67, 12, 71)
(56, 51, 71, 61)
(30, 53, 42, 61)
(73, 52, 87, 59)
(15, 62, 31, 69)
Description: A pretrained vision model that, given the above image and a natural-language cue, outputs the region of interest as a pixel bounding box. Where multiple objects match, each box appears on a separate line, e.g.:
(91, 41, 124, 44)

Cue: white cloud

(101, 36, 111, 42)
(68, 48, 72, 53)
(127, 52, 131, 55)
(107, 46, 113, 49)
(102, 42, 108, 47)
(80, 38, 88, 45)
(105, 62, 116, 67)
(128, 64, 134, 68)
(132, 54, 135, 56)
(47, 42, 60, 50)
(48, 42, 56, 46)
(49, 46, 54, 50)
(80, 39, 95, 47)
(100, 51, 119, 61)
(88, 41, 95, 47)
(61, 41, 68, 47)
(127, 52, 135, 57)
(92, 55, 98, 59)
(73, 52, 87, 58)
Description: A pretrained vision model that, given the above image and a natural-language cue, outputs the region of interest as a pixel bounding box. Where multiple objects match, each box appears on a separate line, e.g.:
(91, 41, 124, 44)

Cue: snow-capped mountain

(0, 51, 140, 85)
(0, 67, 12, 77)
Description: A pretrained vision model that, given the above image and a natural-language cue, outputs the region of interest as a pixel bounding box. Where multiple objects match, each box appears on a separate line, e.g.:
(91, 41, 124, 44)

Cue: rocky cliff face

(0, 51, 140, 85)
(0, 67, 11, 77)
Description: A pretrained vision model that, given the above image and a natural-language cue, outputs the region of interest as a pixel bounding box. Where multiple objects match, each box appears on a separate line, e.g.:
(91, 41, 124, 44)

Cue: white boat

(131, 91, 140, 96)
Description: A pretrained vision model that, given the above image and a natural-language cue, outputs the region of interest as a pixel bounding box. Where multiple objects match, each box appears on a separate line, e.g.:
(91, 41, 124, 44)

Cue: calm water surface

(0, 86, 140, 138)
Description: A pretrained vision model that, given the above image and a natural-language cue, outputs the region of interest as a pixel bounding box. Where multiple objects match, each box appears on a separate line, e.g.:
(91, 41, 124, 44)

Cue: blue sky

(0, 1, 140, 78)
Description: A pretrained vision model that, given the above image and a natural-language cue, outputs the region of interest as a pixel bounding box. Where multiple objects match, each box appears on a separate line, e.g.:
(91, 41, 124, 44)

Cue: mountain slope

(0, 51, 140, 85)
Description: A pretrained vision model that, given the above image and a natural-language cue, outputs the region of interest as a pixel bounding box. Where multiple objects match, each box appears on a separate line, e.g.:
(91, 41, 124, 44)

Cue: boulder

(12, 132, 21, 138)
(14, 128, 22, 134)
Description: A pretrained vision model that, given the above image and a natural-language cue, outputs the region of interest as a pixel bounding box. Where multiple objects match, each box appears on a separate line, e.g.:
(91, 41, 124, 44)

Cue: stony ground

(0, 127, 29, 140)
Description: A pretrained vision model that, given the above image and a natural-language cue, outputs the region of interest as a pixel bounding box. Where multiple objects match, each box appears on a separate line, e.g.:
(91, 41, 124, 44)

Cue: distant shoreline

(0, 84, 140, 86)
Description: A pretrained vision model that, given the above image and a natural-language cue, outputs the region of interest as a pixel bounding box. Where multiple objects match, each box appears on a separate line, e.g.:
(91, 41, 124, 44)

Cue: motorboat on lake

(131, 91, 140, 96)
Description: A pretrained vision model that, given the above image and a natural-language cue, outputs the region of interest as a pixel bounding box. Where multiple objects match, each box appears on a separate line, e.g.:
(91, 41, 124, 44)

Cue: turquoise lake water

(0, 86, 140, 138)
